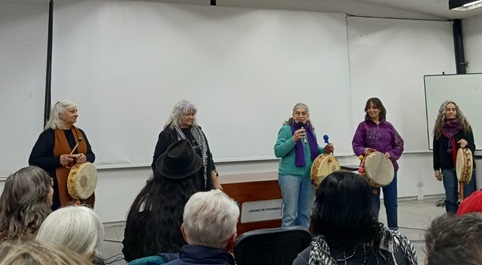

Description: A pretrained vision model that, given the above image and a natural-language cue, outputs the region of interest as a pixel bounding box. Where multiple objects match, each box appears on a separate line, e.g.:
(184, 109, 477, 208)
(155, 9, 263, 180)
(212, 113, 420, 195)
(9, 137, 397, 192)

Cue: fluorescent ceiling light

(449, 0, 482, 11)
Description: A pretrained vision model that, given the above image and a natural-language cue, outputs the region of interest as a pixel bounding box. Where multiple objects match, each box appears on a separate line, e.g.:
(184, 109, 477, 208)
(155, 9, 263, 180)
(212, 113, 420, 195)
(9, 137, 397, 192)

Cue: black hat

(155, 139, 203, 179)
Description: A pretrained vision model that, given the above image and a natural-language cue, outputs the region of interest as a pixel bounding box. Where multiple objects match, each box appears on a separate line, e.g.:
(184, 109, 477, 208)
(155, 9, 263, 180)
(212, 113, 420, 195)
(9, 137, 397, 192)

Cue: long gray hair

(45, 99, 77, 130)
(0, 166, 52, 241)
(36, 205, 104, 258)
(164, 100, 198, 129)
(432, 100, 471, 139)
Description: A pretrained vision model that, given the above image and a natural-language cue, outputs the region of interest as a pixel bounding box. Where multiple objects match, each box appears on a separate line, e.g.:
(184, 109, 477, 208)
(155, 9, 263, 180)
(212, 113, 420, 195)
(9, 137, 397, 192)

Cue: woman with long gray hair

(0, 166, 53, 241)
(432, 100, 476, 213)
(152, 100, 221, 190)
(29, 99, 96, 209)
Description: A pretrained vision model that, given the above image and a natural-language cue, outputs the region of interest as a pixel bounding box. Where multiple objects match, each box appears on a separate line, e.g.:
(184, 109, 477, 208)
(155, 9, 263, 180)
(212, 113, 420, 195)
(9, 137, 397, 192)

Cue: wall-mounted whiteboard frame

(424, 73, 482, 151)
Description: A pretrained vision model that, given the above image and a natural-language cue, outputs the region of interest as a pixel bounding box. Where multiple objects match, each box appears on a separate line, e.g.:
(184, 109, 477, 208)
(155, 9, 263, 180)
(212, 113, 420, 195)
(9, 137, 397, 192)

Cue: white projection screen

(51, 0, 352, 168)
(425, 73, 482, 151)
(0, 1, 48, 176)
(347, 17, 455, 153)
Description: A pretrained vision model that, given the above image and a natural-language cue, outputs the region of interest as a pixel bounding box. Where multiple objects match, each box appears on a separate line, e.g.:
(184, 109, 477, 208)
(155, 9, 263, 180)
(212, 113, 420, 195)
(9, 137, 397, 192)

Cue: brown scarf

(53, 127, 95, 207)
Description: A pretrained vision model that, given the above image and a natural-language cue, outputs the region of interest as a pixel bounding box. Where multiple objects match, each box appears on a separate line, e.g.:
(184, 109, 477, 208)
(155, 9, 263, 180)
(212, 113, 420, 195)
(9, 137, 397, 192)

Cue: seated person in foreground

(123, 139, 207, 262)
(457, 190, 482, 216)
(0, 166, 53, 241)
(293, 171, 417, 265)
(0, 239, 92, 265)
(164, 189, 239, 265)
(36, 205, 105, 265)
(424, 212, 482, 265)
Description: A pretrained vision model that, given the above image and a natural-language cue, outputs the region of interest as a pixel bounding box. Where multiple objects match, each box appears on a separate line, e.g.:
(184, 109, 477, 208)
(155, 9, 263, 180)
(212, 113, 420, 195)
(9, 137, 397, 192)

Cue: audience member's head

(457, 190, 482, 216)
(36, 205, 104, 261)
(312, 171, 381, 246)
(123, 139, 206, 261)
(0, 239, 92, 265)
(425, 212, 482, 265)
(181, 190, 239, 250)
(0, 166, 53, 241)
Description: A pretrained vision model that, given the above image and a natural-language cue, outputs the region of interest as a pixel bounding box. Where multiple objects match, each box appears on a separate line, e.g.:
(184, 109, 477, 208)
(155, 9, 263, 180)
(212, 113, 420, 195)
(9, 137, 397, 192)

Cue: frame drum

(311, 154, 340, 187)
(359, 151, 394, 188)
(67, 162, 98, 200)
(456, 148, 473, 184)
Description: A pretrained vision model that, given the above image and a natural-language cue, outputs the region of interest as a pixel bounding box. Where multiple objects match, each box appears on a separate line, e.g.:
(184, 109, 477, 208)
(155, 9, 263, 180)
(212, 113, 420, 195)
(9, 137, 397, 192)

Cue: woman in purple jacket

(352, 97, 404, 230)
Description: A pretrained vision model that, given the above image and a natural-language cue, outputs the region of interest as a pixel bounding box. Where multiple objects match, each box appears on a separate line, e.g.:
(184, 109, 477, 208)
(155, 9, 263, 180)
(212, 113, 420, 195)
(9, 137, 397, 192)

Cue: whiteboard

(51, 0, 352, 168)
(0, 1, 48, 176)
(348, 17, 455, 152)
(424, 73, 482, 150)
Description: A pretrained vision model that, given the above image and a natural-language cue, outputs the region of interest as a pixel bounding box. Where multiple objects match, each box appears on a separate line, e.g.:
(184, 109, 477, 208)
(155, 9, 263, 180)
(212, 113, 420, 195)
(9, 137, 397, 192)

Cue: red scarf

(441, 118, 462, 165)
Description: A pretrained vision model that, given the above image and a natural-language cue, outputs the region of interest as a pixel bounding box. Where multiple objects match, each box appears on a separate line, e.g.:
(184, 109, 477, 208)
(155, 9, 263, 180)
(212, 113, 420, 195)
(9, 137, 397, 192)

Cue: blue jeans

(372, 172, 398, 230)
(442, 168, 477, 213)
(278, 175, 315, 229)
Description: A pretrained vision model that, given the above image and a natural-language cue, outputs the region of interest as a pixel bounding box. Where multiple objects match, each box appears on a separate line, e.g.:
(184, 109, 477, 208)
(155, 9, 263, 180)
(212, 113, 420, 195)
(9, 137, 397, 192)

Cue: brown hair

(364, 97, 387, 121)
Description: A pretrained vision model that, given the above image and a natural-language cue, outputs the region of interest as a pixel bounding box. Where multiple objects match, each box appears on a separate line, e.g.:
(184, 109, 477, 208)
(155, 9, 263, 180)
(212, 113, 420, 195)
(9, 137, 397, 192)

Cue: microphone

(297, 122, 307, 144)
(70, 137, 83, 155)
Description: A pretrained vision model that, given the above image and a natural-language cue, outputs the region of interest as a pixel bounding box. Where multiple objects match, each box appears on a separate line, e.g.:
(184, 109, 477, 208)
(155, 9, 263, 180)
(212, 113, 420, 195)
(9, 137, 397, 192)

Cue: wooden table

(221, 172, 282, 235)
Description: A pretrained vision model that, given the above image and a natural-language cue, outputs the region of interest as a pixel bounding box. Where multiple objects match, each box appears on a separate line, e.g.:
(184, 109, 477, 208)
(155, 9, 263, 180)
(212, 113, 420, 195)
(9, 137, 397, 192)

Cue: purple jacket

(352, 119, 404, 170)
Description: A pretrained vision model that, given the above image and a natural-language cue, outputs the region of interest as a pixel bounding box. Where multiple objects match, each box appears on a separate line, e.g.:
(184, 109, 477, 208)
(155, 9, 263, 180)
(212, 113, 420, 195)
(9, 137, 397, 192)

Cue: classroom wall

(1, 0, 461, 222)
(0, 0, 48, 177)
(463, 13, 482, 189)
(69, 4, 453, 222)
(464, 13, 482, 73)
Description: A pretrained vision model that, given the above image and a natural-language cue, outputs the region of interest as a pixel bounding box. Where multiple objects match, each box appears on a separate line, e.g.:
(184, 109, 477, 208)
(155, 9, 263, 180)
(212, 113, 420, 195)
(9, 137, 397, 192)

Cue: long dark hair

(312, 171, 383, 248)
(123, 170, 203, 261)
(364, 97, 387, 121)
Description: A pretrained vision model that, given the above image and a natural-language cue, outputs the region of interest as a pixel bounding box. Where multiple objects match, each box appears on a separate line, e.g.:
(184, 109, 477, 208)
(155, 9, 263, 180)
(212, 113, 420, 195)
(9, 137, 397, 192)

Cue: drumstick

(69, 137, 83, 155)
(323, 135, 332, 154)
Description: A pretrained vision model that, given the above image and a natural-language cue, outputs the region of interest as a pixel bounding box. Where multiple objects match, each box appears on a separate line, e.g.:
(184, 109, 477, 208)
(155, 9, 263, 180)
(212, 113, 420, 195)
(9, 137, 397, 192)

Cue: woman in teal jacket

(274, 103, 333, 229)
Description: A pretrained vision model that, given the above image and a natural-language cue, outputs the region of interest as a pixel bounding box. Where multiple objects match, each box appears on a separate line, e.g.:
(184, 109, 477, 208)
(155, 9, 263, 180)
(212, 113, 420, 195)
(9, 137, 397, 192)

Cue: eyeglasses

(294, 111, 308, 117)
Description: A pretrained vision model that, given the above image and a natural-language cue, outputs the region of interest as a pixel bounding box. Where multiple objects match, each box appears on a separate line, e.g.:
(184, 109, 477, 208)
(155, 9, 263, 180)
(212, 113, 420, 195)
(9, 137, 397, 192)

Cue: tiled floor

(99, 196, 446, 265)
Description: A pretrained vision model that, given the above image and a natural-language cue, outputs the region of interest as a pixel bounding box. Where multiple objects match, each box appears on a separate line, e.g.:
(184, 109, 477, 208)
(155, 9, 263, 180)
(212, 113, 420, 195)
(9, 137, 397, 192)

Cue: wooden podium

(221, 172, 282, 235)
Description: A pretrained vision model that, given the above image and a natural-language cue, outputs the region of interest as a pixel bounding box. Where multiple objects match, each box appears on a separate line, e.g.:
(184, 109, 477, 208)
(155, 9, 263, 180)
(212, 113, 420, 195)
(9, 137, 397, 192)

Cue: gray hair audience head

(164, 100, 198, 129)
(0, 239, 92, 265)
(36, 205, 104, 260)
(425, 212, 482, 265)
(0, 166, 52, 241)
(45, 99, 77, 130)
(182, 190, 239, 249)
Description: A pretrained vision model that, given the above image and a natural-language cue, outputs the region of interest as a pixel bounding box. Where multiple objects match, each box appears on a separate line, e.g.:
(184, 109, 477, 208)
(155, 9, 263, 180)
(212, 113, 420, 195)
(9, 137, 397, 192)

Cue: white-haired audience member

(36, 205, 105, 264)
(0, 239, 92, 265)
(164, 190, 239, 265)
(425, 212, 482, 265)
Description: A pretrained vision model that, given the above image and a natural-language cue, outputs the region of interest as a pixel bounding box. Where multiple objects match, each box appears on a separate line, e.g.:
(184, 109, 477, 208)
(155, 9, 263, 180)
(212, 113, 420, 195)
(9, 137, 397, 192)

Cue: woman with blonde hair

(0, 166, 53, 241)
(0, 239, 92, 265)
(36, 205, 104, 264)
(432, 100, 476, 213)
